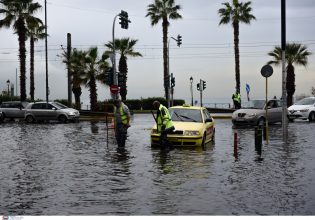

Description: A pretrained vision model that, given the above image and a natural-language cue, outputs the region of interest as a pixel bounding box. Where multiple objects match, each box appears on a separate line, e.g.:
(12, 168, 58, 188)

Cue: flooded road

(1, 114, 315, 215)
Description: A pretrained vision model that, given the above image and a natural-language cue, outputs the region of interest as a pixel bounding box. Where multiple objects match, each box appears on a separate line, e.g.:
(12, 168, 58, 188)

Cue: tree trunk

(286, 64, 295, 107)
(72, 86, 82, 110)
(89, 77, 98, 111)
(119, 55, 128, 101)
(233, 21, 241, 95)
(17, 19, 27, 101)
(30, 35, 35, 101)
(162, 17, 169, 100)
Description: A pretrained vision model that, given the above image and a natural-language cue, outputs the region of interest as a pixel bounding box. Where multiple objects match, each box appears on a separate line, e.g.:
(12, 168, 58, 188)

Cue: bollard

(263, 124, 267, 140)
(255, 126, 263, 157)
(234, 132, 238, 160)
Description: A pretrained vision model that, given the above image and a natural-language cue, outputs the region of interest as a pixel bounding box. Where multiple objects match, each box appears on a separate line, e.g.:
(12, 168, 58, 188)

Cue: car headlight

(68, 112, 76, 115)
(184, 130, 200, 136)
(248, 113, 257, 118)
(300, 109, 309, 112)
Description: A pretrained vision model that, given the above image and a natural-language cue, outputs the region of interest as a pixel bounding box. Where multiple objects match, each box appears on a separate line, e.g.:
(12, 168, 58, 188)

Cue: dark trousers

(160, 126, 175, 150)
(115, 124, 128, 148)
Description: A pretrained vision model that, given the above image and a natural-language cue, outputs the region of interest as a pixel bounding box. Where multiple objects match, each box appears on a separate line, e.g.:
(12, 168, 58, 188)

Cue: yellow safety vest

(114, 105, 128, 125)
(233, 93, 241, 103)
(157, 104, 174, 132)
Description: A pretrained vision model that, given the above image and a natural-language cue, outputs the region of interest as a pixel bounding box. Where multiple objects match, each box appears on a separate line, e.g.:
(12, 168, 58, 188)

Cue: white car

(288, 97, 315, 122)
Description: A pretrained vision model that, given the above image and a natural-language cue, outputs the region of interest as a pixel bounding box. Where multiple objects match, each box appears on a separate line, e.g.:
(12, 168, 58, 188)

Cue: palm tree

(64, 48, 86, 109)
(146, 0, 182, 100)
(28, 22, 46, 101)
(267, 43, 312, 107)
(218, 0, 256, 95)
(80, 47, 110, 111)
(0, 0, 42, 101)
(105, 38, 142, 101)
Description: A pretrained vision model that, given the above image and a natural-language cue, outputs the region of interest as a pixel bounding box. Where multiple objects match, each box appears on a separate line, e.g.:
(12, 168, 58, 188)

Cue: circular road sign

(261, 64, 273, 78)
(110, 85, 119, 94)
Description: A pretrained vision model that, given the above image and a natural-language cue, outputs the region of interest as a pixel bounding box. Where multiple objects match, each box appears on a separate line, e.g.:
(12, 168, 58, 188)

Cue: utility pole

(67, 33, 72, 107)
(45, 0, 49, 103)
(281, 0, 288, 142)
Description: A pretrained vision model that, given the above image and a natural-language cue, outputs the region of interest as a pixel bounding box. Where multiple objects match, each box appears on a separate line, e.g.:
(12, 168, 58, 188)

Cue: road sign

(261, 65, 273, 78)
(110, 85, 119, 94)
(246, 84, 250, 93)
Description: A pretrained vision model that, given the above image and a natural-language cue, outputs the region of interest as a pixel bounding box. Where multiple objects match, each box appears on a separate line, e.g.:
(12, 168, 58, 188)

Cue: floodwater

(0, 114, 315, 215)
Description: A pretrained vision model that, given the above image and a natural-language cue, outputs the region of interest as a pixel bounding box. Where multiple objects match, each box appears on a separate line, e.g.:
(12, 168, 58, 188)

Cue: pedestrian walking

(152, 100, 175, 151)
(113, 99, 131, 148)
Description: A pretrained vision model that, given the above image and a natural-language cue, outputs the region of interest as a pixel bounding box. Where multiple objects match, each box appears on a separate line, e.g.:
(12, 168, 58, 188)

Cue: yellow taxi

(151, 105, 215, 149)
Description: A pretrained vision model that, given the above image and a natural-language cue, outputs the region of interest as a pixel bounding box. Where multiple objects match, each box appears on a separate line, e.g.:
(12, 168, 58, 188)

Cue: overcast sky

(0, 0, 314, 105)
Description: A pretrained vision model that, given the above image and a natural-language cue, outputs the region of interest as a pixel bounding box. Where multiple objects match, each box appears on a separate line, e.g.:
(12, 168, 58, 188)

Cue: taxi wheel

(212, 129, 215, 142)
(201, 133, 206, 151)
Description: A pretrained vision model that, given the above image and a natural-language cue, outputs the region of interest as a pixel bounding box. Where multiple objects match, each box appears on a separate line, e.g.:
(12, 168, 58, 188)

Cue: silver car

(232, 99, 283, 127)
(0, 101, 29, 121)
(24, 102, 80, 123)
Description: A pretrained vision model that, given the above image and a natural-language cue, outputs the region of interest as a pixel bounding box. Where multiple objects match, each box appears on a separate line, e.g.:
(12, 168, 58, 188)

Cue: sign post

(261, 64, 273, 145)
(246, 83, 250, 101)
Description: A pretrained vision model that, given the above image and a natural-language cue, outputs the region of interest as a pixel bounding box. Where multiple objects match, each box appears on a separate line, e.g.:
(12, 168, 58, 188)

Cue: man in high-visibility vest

(114, 99, 131, 148)
(232, 92, 241, 109)
(153, 100, 175, 150)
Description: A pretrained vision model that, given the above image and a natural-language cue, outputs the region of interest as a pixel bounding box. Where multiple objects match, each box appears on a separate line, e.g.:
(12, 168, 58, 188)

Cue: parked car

(232, 99, 283, 127)
(24, 102, 80, 123)
(151, 105, 215, 149)
(288, 97, 315, 122)
(0, 101, 29, 121)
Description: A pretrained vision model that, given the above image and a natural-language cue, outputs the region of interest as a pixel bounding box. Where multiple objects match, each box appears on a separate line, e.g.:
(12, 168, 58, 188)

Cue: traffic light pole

(200, 79, 203, 107)
(112, 14, 119, 90)
(167, 35, 182, 108)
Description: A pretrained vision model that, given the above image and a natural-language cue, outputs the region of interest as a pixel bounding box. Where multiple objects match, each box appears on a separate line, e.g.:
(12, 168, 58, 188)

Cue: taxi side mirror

(205, 118, 213, 123)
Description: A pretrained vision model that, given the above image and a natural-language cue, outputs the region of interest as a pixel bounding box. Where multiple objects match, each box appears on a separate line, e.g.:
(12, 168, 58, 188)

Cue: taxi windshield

(169, 108, 202, 122)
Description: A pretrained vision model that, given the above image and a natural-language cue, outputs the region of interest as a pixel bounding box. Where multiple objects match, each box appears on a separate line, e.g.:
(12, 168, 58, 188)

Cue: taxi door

(203, 109, 214, 142)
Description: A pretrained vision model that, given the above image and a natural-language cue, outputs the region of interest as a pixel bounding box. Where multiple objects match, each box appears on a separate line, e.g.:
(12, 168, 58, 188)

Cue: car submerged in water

(232, 99, 283, 127)
(151, 105, 215, 149)
(24, 102, 80, 123)
(288, 97, 315, 122)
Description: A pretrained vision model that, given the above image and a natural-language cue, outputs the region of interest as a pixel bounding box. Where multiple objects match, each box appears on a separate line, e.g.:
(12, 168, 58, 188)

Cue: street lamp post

(190, 77, 193, 106)
(6, 80, 10, 95)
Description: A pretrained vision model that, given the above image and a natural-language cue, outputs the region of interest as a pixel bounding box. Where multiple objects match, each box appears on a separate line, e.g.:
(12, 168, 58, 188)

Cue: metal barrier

(203, 103, 232, 109)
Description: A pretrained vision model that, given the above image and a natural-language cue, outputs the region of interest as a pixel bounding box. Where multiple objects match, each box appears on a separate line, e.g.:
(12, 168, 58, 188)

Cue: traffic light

(197, 83, 200, 91)
(202, 80, 206, 90)
(171, 76, 175, 88)
(177, 34, 182, 47)
(105, 67, 113, 85)
(119, 10, 130, 29)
